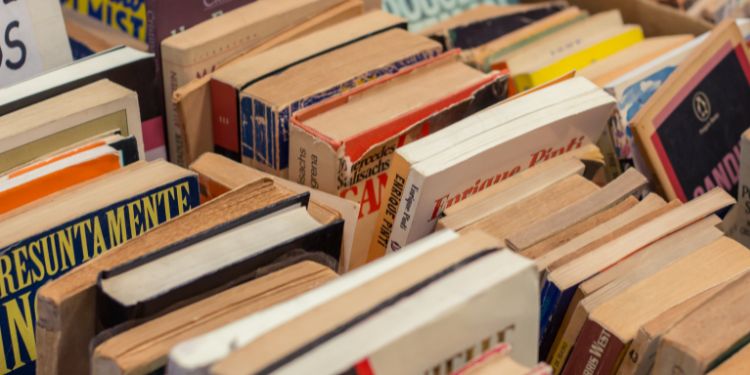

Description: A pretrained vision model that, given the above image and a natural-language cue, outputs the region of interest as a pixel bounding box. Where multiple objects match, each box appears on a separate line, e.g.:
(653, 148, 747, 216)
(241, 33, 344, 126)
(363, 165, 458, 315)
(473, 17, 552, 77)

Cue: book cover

(1, 0, 71, 87)
(633, 20, 750, 202)
(0, 175, 199, 374)
(383, 0, 515, 32)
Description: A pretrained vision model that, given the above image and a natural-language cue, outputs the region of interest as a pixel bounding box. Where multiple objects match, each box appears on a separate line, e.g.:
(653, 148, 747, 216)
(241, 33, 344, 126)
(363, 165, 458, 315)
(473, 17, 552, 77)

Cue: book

(548, 215, 722, 374)
(468, 7, 587, 71)
(0, 46, 165, 161)
(0, 79, 144, 174)
(190, 152, 360, 271)
(34, 179, 304, 375)
(631, 19, 750, 202)
(653, 269, 750, 374)
(160, 0, 348, 166)
(290, 52, 506, 269)
(539, 188, 733, 361)
(563, 236, 750, 375)
(240, 28, 442, 176)
(505, 168, 647, 251)
(96, 193, 343, 328)
(620, 282, 727, 375)
(730, 128, 750, 247)
(437, 156, 587, 232)
(578, 35, 693, 87)
(166, 230, 459, 375)
(210, 10, 402, 161)
(176, 0, 365, 166)
(367, 77, 615, 260)
(708, 339, 750, 374)
(91, 261, 337, 375)
(420, 3, 567, 50)
(0, 160, 198, 374)
(0, 134, 139, 215)
(0, 0, 71, 87)
(215, 245, 537, 375)
(62, 7, 148, 59)
(455, 343, 553, 375)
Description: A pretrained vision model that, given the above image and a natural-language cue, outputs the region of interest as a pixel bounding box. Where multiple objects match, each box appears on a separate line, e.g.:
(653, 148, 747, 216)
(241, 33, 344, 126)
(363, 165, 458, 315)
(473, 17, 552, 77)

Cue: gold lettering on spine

(5, 292, 36, 370)
(57, 227, 75, 271)
(92, 218, 107, 257)
(106, 206, 128, 247)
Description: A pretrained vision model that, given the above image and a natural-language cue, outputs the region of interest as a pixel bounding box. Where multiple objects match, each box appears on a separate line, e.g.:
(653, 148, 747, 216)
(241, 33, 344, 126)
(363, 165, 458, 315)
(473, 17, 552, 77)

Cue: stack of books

(3, 0, 750, 374)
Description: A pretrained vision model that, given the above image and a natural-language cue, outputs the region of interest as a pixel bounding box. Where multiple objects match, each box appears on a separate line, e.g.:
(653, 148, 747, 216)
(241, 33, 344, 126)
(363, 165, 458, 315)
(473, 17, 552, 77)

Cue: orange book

(0, 136, 138, 214)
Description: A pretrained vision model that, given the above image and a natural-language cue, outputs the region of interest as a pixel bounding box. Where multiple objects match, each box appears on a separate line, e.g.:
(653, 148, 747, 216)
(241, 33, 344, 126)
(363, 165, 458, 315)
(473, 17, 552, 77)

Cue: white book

(166, 230, 459, 375)
(368, 77, 615, 256)
(0, 0, 71, 87)
(269, 249, 538, 375)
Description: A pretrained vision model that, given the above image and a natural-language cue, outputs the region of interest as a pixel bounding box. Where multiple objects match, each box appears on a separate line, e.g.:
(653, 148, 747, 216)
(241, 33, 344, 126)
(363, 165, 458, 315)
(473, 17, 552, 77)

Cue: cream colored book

(0, 79, 143, 173)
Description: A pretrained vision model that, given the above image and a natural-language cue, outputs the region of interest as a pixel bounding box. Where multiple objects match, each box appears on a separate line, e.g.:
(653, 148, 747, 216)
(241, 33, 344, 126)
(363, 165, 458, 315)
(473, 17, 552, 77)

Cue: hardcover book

(239, 28, 441, 176)
(0, 80, 144, 173)
(1, 0, 71, 87)
(289, 51, 507, 269)
(160, 0, 347, 166)
(0, 160, 199, 374)
(632, 19, 750, 202)
(366, 77, 614, 261)
(0, 47, 164, 161)
(210, 10, 401, 161)
(34, 179, 308, 375)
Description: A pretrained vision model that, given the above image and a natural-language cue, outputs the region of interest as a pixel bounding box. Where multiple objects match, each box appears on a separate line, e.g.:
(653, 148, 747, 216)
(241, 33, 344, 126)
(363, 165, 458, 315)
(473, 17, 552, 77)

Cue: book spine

(561, 320, 626, 375)
(61, 0, 149, 42)
(162, 56, 187, 166)
(363, 152, 412, 267)
(244, 48, 441, 175)
(1, 175, 200, 374)
(547, 289, 585, 374)
(210, 79, 241, 161)
(539, 283, 576, 360)
(288, 124, 339, 194)
(388, 168, 426, 250)
(616, 329, 657, 375)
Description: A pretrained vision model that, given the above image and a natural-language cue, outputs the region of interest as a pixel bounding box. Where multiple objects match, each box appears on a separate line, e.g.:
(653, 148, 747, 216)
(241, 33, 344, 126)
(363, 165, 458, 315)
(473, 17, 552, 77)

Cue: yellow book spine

(515, 27, 645, 91)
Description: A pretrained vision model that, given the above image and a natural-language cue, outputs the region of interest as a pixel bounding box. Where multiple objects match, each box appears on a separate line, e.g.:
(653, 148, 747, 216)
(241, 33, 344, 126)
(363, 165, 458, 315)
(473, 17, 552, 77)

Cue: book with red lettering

(289, 51, 507, 269)
(632, 19, 750, 202)
(366, 77, 615, 263)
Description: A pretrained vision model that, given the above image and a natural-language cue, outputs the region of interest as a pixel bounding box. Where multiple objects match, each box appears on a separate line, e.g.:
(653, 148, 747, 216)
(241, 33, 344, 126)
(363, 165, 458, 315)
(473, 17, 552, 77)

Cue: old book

(96, 193, 343, 327)
(620, 282, 727, 375)
(0, 46, 164, 160)
(420, 3, 567, 50)
(0, 79, 143, 174)
(454, 175, 599, 241)
(62, 7, 147, 59)
(92, 261, 337, 375)
(537, 194, 674, 273)
(160, 0, 347, 165)
(506, 168, 647, 251)
(240, 29, 441, 176)
(708, 340, 750, 374)
(539, 188, 733, 360)
(548, 216, 722, 374)
(454, 343, 553, 375)
(578, 35, 693, 86)
(653, 269, 750, 374)
(469, 7, 586, 71)
(166, 230, 459, 375)
(0, 134, 138, 215)
(0, 160, 198, 374)
(34, 179, 300, 375)
(520, 196, 638, 260)
(728, 128, 750, 247)
(0, 0, 71, 87)
(563, 236, 750, 375)
(210, 232, 538, 374)
(190, 153, 359, 271)
(438, 156, 586, 232)
(632, 19, 750, 201)
(290, 52, 505, 269)
(176, 0, 364, 166)
(210, 10, 401, 161)
(368, 77, 615, 260)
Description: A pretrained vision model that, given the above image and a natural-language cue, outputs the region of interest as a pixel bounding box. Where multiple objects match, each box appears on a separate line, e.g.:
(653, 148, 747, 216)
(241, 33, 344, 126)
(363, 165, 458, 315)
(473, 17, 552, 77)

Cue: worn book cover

(0, 175, 199, 374)
(633, 20, 750, 202)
